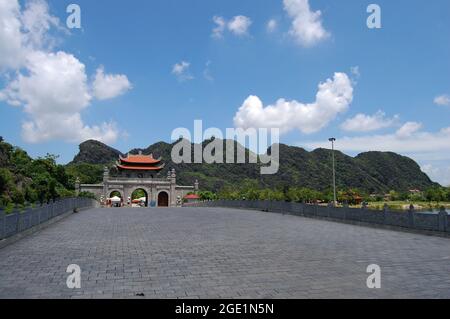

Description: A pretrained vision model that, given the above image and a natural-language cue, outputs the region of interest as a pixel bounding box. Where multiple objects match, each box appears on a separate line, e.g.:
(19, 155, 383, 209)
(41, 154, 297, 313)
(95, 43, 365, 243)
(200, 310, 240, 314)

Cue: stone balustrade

(185, 200, 449, 235)
(0, 198, 97, 241)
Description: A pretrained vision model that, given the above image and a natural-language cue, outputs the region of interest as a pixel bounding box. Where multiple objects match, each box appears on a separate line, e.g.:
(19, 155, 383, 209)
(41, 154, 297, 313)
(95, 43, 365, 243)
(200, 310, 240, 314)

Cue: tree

(48, 179, 58, 202)
(0, 168, 13, 194)
(389, 190, 400, 201)
(198, 191, 216, 201)
(11, 189, 25, 205)
(35, 178, 49, 205)
(131, 189, 146, 200)
(425, 187, 446, 203)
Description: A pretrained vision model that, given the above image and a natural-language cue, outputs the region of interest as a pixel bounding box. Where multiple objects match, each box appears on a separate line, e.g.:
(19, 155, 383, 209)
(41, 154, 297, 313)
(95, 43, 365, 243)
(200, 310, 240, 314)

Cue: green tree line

(197, 179, 450, 205)
(0, 138, 98, 208)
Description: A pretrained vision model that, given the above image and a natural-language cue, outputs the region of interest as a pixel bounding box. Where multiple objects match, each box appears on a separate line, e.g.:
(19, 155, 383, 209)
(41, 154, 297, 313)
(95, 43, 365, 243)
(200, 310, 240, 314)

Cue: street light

(329, 138, 337, 207)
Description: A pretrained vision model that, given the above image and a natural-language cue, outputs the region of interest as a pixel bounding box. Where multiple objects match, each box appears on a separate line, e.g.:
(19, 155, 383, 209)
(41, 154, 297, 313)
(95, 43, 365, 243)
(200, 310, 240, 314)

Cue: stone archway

(131, 188, 149, 207)
(157, 191, 169, 207)
(108, 190, 123, 207)
(109, 190, 123, 198)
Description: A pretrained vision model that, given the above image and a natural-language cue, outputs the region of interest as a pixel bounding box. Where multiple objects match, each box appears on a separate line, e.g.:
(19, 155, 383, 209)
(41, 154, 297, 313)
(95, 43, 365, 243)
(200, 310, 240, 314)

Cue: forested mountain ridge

(69, 139, 439, 193)
(0, 137, 76, 206)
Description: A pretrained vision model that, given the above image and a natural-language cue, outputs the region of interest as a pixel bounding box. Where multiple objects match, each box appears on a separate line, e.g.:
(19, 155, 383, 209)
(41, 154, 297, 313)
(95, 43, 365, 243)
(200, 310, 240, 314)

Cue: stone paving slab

(0, 207, 449, 299)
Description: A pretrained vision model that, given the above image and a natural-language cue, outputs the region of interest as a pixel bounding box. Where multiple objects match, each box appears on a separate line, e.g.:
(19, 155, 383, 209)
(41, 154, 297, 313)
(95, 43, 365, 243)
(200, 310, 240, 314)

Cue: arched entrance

(109, 191, 123, 207)
(109, 191, 122, 198)
(131, 188, 149, 207)
(157, 191, 169, 207)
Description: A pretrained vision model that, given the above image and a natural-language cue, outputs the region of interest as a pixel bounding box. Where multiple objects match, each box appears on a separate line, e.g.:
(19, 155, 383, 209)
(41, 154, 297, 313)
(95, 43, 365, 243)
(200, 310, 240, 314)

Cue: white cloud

(396, 121, 422, 138)
(283, 0, 329, 47)
(4, 51, 91, 114)
(302, 126, 450, 159)
(267, 19, 278, 33)
(422, 164, 450, 187)
(0, 0, 62, 70)
(211, 15, 252, 38)
(0, 0, 26, 69)
(434, 94, 450, 106)
(234, 72, 353, 134)
(302, 125, 450, 186)
(227, 15, 252, 36)
(172, 61, 194, 82)
(212, 16, 226, 39)
(1, 51, 118, 144)
(341, 111, 399, 132)
(22, 114, 119, 144)
(93, 66, 132, 100)
(21, 0, 60, 49)
(0, 0, 131, 144)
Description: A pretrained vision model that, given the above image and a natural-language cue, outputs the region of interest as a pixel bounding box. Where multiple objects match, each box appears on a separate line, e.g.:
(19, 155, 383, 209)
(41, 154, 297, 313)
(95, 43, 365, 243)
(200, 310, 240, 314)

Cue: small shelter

(110, 196, 122, 207)
(184, 194, 201, 203)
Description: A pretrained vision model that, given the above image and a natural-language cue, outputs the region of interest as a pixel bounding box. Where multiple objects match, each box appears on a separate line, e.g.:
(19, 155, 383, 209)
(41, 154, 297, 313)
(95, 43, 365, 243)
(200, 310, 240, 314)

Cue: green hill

(0, 137, 75, 206)
(69, 139, 439, 194)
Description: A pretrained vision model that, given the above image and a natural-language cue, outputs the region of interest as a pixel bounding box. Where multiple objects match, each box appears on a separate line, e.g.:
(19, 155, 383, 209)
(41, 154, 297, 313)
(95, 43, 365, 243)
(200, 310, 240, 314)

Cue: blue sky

(0, 0, 449, 185)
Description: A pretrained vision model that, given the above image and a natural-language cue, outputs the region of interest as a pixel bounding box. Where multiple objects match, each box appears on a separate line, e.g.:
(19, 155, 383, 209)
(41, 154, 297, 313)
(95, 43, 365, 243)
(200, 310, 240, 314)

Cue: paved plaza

(0, 207, 449, 299)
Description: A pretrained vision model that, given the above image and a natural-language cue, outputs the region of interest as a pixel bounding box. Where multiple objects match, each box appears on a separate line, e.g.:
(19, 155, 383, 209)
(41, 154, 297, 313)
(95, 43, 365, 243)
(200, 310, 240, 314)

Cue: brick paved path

(0, 207, 449, 299)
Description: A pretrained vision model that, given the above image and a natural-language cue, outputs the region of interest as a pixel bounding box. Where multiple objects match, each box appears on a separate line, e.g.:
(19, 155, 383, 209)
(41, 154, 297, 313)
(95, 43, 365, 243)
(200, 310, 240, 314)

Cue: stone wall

(79, 184, 104, 198)
(0, 198, 98, 241)
(80, 177, 196, 207)
(186, 200, 450, 235)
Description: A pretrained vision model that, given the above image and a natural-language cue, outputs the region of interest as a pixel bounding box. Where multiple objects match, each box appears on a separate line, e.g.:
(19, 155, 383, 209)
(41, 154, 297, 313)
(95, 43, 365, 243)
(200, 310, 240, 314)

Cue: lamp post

(329, 138, 337, 207)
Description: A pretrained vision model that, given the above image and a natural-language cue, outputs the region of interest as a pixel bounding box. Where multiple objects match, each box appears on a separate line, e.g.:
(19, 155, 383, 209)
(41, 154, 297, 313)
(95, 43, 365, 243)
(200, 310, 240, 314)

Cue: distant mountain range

(69, 139, 439, 193)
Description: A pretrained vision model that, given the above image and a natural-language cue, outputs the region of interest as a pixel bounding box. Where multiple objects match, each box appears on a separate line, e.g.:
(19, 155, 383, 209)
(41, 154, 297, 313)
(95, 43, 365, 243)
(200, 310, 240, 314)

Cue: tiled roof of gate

(117, 164, 165, 171)
(119, 153, 161, 165)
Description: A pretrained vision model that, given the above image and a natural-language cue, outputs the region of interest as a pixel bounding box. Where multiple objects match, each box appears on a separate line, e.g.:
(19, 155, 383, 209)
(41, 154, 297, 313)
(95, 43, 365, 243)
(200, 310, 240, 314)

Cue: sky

(0, 0, 449, 185)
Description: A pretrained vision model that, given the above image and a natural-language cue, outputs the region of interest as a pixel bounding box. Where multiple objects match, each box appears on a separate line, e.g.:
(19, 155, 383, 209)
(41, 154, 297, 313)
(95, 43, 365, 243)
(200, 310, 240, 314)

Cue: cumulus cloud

(21, 0, 60, 48)
(283, 0, 329, 47)
(228, 15, 252, 36)
(341, 111, 399, 132)
(234, 72, 353, 134)
(266, 19, 278, 33)
(22, 114, 119, 144)
(0, 0, 131, 144)
(2, 51, 118, 144)
(396, 122, 422, 138)
(303, 126, 450, 158)
(93, 66, 132, 100)
(212, 16, 226, 39)
(434, 94, 450, 106)
(300, 122, 450, 160)
(0, 0, 26, 69)
(302, 125, 450, 185)
(422, 164, 450, 187)
(3, 51, 91, 114)
(172, 61, 194, 82)
(211, 15, 252, 38)
(0, 0, 62, 70)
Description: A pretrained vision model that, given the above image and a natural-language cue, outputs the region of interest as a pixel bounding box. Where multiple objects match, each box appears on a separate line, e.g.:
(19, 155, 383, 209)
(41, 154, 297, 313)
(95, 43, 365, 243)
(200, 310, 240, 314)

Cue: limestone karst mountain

(69, 139, 438, 193)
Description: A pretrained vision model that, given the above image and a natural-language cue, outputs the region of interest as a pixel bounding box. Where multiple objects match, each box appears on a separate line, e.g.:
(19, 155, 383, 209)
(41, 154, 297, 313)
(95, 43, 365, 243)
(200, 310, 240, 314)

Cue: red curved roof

(184, 194, 200, 199)
(117, 164, 164, 171)
(119, 154, 161, 164)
